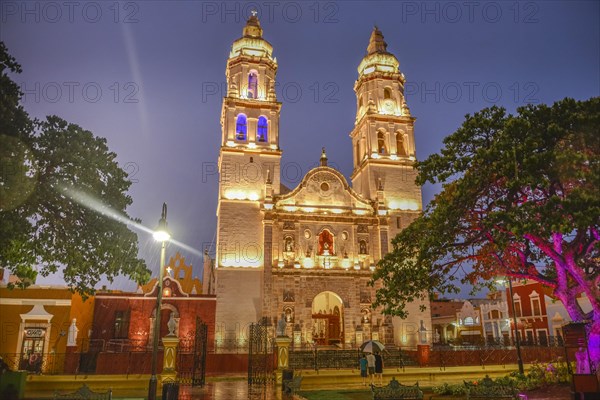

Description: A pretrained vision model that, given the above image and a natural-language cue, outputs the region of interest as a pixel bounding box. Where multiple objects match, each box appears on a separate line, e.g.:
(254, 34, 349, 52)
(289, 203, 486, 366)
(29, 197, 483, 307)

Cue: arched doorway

(312, 291, 344, 345)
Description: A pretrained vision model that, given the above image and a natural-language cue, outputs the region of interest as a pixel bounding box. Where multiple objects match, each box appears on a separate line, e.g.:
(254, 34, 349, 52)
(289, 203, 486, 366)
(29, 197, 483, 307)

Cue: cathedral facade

(213, 15, 431, 349)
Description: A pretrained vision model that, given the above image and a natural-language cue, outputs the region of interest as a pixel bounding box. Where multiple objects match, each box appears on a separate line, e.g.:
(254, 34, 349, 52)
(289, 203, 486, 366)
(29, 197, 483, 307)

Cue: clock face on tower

(383, 99, 395, 113)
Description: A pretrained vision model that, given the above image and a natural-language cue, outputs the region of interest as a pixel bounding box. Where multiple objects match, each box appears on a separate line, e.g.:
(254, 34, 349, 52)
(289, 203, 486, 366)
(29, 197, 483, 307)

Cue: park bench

(371, 378, 424, 400)
(283, 375, 303, 395)
(53, 384, 112, 400)
(464, 376, 519, 399)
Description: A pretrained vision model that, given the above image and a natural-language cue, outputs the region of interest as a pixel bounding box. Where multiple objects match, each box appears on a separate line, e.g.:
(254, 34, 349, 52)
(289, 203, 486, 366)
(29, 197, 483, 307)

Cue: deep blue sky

(2, 1, 599, 291)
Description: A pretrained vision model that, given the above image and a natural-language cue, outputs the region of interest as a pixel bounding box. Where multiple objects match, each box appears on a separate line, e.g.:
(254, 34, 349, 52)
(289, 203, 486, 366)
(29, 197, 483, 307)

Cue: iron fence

(288, 346, 417, 371)
(435, 335, 564, 348)
(0, 353, 67, 375)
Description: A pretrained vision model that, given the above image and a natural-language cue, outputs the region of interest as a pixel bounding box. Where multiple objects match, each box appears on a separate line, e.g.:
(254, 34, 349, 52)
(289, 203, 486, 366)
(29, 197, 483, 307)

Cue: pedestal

(161, 336, 180, 383)
(417, 344, 430, 366)
(64, 346, 79, 374)
(274, 336, 292, 385)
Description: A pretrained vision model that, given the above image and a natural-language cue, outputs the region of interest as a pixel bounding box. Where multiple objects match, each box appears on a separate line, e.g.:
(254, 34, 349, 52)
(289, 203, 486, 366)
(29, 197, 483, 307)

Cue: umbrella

(360, 340, 385, 353)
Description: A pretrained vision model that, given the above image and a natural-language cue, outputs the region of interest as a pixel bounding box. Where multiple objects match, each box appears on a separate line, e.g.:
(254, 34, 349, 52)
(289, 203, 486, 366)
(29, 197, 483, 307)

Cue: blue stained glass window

(257, 116, 268, 142)
(236, 114, 247, 140)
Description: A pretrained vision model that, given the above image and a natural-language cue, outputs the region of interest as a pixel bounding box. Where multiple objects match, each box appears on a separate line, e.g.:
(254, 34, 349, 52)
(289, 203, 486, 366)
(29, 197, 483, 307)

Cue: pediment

(274, 167, 372, 212)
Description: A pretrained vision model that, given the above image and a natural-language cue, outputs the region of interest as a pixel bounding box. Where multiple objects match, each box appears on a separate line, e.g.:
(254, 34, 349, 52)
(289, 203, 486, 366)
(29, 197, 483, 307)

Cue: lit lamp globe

(153, 203, 171, 242)
(153, 228, 170, 242)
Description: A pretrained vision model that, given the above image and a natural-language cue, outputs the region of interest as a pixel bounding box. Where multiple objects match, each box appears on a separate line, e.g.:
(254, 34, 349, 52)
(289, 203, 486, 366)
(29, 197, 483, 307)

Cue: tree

(0, 42, 149, 295)
(372, 98, 600, 365)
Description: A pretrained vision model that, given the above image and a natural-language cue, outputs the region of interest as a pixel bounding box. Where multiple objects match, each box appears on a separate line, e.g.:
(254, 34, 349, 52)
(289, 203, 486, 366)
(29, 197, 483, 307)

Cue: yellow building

(0, 284, 94, 374)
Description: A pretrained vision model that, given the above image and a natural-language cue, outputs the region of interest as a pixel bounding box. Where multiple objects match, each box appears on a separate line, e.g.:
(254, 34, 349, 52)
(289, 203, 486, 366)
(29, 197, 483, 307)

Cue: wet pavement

(173, 380, 285, 400)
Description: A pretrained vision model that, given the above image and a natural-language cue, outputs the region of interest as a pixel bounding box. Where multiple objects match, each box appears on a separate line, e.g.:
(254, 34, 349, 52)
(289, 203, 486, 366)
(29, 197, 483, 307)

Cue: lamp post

(502, 277, 524, 374)
(148, 203, 170, 400)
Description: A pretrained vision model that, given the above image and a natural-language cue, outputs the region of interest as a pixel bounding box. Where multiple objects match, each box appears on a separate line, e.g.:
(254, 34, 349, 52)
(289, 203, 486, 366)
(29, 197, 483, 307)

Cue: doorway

(312, 291, 344, 345)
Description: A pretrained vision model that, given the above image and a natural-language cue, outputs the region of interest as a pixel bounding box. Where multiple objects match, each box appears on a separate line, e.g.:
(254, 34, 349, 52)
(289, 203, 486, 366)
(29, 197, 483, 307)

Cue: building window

(236, 114, 247, 141)
(464, 317, 474, 326)
(514, 299, 522, 318)
(396, 132, 407, 156)
(257, 116, 268, 142)
(248, 71, 258, 99)
(114, 310, 130, 339)
(384, 87, 392, 99)
(377, 131, 387, 154)
(531, 296, 541, 316)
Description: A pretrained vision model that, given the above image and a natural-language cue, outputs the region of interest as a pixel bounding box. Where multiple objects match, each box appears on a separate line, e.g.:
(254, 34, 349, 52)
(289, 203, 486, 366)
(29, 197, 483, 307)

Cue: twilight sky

(2, 1, 599, 291)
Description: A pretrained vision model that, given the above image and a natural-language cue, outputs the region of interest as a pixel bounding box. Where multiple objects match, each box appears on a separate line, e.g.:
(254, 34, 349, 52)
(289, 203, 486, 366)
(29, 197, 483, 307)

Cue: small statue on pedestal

(276, 313, 287, 337)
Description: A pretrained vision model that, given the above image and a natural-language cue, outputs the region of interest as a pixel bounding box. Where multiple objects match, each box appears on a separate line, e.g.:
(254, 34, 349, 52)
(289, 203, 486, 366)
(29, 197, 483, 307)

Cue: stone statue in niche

(167, 312, 177, 336)
(285, 237, 294, 252)
(359, 240, 367, 254)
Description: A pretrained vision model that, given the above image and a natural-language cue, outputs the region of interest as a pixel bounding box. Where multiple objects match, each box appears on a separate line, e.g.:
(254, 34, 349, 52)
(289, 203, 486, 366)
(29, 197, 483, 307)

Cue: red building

(86, 253, 216, 374)
(506, 280, 550, 345)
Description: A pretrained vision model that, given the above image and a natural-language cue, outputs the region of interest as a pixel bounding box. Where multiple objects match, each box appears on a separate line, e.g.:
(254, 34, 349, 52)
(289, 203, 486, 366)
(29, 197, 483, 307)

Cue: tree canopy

(372, 97, 599, 361)
(0, 42, 149, 295)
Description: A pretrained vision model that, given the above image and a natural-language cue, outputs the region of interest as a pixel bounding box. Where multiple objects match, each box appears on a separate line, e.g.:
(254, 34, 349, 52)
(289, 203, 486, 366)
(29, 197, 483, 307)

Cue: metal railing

(288, 346, 417, 371)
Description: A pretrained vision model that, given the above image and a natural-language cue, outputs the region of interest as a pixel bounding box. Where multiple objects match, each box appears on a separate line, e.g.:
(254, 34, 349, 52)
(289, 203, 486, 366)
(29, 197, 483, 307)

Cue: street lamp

(148, 203, 171, 400)
(497, 276, 524, 374)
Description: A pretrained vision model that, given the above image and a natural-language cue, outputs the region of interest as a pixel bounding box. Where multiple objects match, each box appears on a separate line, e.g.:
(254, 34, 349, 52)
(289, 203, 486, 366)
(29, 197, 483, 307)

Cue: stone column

(274, 336, 292, 385)
(161, 336, 180, 383)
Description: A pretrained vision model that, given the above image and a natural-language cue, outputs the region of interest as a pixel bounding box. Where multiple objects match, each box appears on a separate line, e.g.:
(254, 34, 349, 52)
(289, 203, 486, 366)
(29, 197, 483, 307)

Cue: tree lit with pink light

(372, 97, 600, 366)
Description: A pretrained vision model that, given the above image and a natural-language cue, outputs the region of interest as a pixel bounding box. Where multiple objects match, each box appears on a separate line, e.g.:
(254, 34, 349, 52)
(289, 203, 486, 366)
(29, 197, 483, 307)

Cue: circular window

(342, 231, 348, 240)
(304, 229, 311, 239)
(320, 182, 329, 192)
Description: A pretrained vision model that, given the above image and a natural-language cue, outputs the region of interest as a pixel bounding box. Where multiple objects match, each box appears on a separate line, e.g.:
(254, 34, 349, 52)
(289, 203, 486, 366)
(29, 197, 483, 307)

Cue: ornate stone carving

(283, 221, 295, 230)
(283, 290, 295, 302)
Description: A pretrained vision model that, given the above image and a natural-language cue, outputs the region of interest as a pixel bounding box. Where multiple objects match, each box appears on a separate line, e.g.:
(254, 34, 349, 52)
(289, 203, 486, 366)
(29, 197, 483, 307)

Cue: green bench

(54, 384, 112, 400)
(464, 376, 519, 399)
(372, 378, 424, 400)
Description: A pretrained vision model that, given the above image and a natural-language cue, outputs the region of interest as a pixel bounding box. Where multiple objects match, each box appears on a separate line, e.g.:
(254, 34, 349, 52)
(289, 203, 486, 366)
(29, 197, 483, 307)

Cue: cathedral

(212, 15, 431, 349)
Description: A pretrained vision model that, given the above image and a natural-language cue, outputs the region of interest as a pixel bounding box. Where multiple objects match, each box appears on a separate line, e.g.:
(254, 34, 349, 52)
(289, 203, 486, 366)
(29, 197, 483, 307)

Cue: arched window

(396, 132, 407, 156)
(384, 87, 392, 99)
(236, 114, 247, 141)
(248, 71, 258, 99)
(257, 116, 268, 142)
(377, 131, 387, 154)
(356, 141, 361, 165)
(464, 317, 474, 326)
(359, 95, 363, 109)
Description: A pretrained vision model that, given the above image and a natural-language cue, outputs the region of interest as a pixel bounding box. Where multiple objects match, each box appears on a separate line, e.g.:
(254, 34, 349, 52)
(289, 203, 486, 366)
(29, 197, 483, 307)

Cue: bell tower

(350, 27, 422, 240)
(215, 14, 282, 337)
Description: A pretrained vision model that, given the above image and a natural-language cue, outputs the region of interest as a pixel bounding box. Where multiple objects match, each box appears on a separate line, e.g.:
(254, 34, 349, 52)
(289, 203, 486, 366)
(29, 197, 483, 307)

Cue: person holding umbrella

(366, 352, 376, 385)
(374, 351, 384, 385)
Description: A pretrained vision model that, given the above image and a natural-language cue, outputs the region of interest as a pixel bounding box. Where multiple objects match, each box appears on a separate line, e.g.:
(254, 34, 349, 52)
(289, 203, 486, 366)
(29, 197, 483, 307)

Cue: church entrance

(311, 292, 344, 346)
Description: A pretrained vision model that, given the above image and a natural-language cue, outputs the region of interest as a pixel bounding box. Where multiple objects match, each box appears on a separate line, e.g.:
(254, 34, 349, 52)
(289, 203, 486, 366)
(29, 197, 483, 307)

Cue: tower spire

(243, 11, 263, 38)
(320, 147, 328, 166)
(367, 26, 389, 55)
